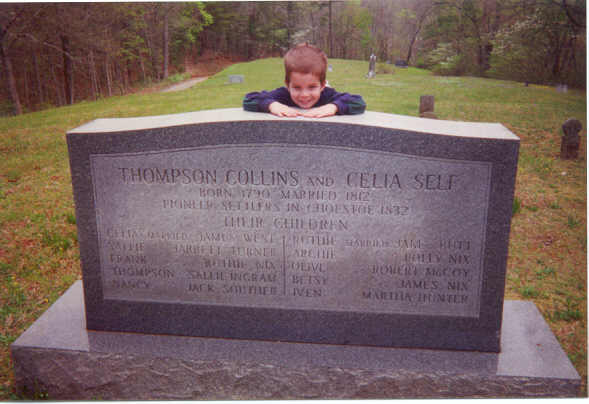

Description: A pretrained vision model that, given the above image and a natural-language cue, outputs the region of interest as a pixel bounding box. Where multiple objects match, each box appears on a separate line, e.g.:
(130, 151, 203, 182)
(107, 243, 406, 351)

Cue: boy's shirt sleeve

(321, 87, 366, 115)
(243, 87, 294, 112)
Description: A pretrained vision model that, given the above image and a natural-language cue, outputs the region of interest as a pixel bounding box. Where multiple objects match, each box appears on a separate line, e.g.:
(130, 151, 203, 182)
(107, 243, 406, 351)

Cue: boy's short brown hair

(284, 43, 328, 85)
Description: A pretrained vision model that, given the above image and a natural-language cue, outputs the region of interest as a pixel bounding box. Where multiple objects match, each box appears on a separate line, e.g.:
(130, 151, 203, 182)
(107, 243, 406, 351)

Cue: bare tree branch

(560, 0, 586, 28)
(18, 32, 78, 61)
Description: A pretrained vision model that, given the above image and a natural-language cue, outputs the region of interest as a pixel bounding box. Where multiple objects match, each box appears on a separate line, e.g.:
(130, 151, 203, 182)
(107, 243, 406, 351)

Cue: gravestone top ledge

(68, 108, 519, 140)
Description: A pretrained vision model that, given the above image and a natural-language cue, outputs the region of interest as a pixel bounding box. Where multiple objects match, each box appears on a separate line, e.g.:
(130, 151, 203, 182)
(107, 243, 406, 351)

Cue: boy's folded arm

(243, 91, 273, 112)
(324, 88, 366, 115)
(243, 88, 292, 113)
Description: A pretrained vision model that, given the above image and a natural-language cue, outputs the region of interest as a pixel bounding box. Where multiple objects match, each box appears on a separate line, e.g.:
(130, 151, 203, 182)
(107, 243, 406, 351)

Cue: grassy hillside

(0, 58, 586, 398)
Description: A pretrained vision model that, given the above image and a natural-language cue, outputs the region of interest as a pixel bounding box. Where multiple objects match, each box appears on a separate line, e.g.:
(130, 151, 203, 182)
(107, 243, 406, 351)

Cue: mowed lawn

(0, 58, 586, 398)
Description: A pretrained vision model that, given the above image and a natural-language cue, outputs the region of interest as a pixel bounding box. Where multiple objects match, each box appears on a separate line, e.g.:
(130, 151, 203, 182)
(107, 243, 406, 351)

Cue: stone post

(419, 95, 436, 119)
(367, 54, 376, 78)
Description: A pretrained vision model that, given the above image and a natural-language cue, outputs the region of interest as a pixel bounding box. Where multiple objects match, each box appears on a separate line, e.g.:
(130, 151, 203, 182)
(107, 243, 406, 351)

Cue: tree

(0, 20, 22, 115)
(0, 4, 44, 114)
(399, 0, 435, 64)
(333, 1, 372, 59)
(489, 0, 586, 87)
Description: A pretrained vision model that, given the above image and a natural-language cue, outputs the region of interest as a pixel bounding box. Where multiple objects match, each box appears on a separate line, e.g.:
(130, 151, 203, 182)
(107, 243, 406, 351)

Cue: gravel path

(160, 76, 208, 93)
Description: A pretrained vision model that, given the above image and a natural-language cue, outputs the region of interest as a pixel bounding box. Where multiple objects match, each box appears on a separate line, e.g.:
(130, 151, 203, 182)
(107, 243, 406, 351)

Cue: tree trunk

(163, 11, 169, 79)
(286, 2, 294, 48)
(105, 54, 112, 96)
(406, 32, 418, 63)
(51, 64, 64, 106)
(24, 65, 30, 107)
(143, 12, 160, 80)
(328, 0, 333, 57)
(115, 61, 124, 94)
(247, 3, 256, 60)
(33, 50, 44, 105)
(551, 33, 564, 79)
(139, 56, 147, 83)
(61, 34, 74, 104)
(0, 38, 22, 115)
(125, 59, 131, 91)
(89, 50, 98, 100)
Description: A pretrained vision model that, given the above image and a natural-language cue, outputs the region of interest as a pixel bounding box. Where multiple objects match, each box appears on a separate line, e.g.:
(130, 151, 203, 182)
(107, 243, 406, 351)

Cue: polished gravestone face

(67, 108, 519, 352)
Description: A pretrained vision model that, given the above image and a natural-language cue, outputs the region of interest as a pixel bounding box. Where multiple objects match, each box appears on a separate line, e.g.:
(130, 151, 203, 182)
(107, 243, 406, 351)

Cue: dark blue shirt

(243, 86, 366, 115)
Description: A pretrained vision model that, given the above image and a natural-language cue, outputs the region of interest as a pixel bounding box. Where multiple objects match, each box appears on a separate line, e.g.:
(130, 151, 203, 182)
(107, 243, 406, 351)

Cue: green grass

(0, 58, 586, 398)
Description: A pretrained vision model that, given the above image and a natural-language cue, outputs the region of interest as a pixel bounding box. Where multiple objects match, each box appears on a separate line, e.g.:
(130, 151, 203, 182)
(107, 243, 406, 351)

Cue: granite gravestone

(65, 108, 519, 352)
(12, 109, 582, 399)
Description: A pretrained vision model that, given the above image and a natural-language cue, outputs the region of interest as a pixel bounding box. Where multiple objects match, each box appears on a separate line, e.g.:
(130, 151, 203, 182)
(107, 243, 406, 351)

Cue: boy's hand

(299, 103, 338, 118)
(269, 102, 300, 117)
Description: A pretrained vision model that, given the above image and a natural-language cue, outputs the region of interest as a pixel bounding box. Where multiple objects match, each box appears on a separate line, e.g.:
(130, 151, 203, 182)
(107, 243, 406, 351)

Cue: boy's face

(286, 72, 325, 109)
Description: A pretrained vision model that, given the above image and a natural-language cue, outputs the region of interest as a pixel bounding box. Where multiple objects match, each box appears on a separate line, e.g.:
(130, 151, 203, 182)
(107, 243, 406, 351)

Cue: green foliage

(0, 102, 15, 117)
(4, 169, 21, 183)
(116, 4, 149, 63)
(520, 285, 541, 298)
(488, 3, 586, 87)
(418, 0, 585, 86)
(171, 2, 214, 64)
(334, 1, 373, 59)
(549, 200, 561, 210)
(550, 299, 583, 322)
(376, 63, 394, 74)
(567, 215, 580, 228)
(166, 73, 191, 84)
(423, 43, 468, 76)
(518, 153, 554, 176)
(397, 8, 416, 20)
(535, 266, 556, 280)
(65, 212, 77, 225)
(41, 229, 74, 252)
(512, 197, 522, 216)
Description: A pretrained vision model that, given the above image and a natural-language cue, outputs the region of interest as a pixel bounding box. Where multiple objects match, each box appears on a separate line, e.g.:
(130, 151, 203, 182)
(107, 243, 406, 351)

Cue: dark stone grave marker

(560, 118, 582, 159)
(63, 108, 519, 351)
(419, 95, 437, 119)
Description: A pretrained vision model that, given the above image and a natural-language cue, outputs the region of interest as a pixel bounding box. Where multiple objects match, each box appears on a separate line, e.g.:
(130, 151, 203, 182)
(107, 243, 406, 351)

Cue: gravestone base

(11, 281, 580, 400)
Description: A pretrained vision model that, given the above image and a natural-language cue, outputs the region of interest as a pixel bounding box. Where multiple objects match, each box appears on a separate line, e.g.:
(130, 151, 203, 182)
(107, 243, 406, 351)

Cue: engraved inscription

(91, 145, 491, 317)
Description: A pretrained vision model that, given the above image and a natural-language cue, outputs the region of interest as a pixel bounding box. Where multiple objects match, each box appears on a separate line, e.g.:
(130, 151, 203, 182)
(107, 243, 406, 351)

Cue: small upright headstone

(419, 95, 436, 119)
(395, 60, 408, 68)
(328, 64, 333, 72)
(367, 54, 376, 78)
(560, 118, 582, 159)
(228, 75, 244, 84)
(556, 84, 568, 93)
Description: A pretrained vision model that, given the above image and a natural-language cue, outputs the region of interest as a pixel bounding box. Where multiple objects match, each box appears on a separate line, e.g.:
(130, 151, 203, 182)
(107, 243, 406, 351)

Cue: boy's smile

(286, 72, 325, 109)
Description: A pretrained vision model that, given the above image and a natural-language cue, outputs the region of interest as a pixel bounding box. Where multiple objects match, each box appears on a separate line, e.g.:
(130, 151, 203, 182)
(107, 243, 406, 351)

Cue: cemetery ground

(0, 58, 586, 398)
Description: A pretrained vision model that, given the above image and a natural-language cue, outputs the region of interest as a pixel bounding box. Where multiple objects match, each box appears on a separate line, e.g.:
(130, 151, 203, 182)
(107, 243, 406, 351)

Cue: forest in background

(0, 0, 586, 116)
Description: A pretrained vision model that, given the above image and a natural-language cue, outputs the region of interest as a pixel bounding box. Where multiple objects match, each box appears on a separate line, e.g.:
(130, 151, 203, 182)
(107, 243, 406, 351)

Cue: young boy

(243, 43, 366, 118)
